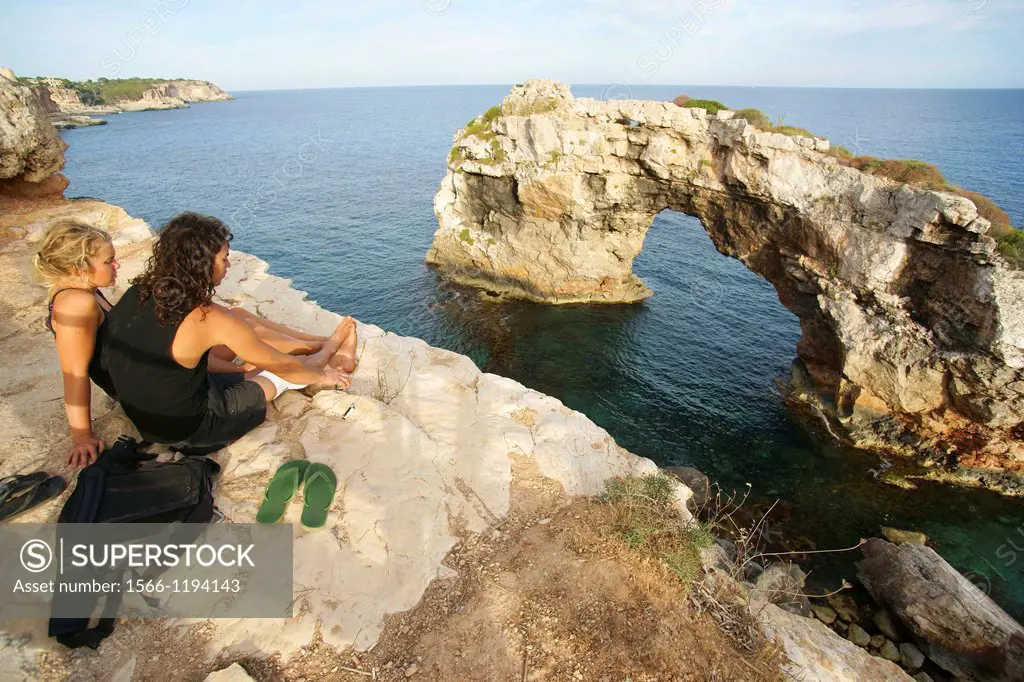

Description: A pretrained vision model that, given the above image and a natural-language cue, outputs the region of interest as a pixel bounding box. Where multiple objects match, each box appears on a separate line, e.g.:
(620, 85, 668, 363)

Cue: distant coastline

(17, 75, 232, 129)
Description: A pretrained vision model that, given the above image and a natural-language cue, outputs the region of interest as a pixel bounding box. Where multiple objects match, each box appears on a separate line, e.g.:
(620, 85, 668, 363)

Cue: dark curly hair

(132, 212, 233, 325)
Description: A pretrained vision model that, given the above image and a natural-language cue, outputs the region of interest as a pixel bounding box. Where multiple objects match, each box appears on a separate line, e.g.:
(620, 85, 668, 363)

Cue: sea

(58, 85, 1024, 618)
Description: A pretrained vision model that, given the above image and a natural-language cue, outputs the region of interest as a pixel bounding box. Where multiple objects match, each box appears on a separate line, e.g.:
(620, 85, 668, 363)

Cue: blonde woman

(33, 220, 119, 468)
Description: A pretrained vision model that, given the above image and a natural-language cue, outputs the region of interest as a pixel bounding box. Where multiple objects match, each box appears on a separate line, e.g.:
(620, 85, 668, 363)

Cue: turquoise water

(59, 85, 1024, 618)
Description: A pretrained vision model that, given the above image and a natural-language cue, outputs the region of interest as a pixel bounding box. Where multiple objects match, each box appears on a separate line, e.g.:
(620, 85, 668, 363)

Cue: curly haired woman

(106, 212, 357, 455)
(33, 220, 120, 468)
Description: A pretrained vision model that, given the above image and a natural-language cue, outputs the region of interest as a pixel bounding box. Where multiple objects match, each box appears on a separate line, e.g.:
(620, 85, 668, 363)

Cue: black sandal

(0, 472, 49, 504)
(0, 475, 67, 522)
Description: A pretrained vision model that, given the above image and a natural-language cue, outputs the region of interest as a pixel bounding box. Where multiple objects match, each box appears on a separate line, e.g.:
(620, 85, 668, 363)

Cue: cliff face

(116, 83, 189, 112)
(430, 80, 1024, 488)
(0, 68, 67, 194)
(45, 87, 82, 111)
(165, 79, 233, 102)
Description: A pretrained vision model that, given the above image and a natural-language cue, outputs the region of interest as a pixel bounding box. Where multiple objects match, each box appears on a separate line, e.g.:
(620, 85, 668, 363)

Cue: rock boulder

(857, 537, 1024, 681)
(0, 67, 65, 190)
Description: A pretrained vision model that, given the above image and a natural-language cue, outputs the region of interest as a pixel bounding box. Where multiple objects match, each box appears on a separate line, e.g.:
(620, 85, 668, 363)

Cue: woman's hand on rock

(67, 435, 104, 468)
(320, 367, 352, 390)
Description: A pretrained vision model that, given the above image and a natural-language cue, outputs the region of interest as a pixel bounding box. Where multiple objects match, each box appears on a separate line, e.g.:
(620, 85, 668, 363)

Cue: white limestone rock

(0, 68, 65, 183)
(757, 602, 913, 681)
(429, 78, 1024, 487)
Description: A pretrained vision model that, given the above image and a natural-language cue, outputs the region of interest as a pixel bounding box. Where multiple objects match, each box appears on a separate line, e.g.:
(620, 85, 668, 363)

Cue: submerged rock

(50, 115, 106, 129)
(881, 527, 928, 545)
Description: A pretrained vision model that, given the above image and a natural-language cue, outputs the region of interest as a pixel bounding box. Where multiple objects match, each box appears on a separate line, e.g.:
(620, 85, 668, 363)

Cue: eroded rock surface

(0, 69, 66, 190)
(429, 79, 1024, 488)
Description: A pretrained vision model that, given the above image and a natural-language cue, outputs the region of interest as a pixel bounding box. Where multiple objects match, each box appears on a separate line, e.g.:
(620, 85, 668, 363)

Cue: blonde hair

(32, 220, 112, 297)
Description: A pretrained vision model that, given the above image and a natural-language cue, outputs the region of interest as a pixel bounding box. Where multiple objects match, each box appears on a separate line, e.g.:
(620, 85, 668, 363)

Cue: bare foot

(329, 317, 358, 373)
(308, 317, 354, 368)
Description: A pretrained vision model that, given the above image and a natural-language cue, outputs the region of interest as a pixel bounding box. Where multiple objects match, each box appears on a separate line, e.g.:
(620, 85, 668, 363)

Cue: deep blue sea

(59, 85, 1024, 617)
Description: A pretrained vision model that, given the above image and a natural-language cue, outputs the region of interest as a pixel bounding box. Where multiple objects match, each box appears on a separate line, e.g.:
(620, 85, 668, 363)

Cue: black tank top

(105, 285, 210, 442)
(47, 288, 117, 399)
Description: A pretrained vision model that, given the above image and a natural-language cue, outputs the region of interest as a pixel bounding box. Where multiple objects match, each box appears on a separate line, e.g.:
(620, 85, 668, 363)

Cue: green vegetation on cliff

(463, 105, 501, 139)
(603, 474, 714, 584)
(680, 98, 727, 115)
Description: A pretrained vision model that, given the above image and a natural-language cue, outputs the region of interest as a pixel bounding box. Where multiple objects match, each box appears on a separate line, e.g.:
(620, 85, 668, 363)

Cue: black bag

(48, 436, 220, 649)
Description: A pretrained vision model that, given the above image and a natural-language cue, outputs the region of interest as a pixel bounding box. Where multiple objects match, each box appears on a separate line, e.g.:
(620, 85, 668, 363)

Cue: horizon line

(225, 82, 1024, 93)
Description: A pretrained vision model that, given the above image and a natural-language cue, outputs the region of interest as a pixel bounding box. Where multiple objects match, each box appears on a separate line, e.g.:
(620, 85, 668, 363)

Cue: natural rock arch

(428, 80, 1024, 487)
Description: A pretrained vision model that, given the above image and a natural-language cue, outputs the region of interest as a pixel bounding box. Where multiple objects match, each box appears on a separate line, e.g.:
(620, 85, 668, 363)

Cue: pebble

(869, 635, 885, 649)
(400, 625, 410, 635)
(847, 623, 871, 647)
(573, 672, 583, 680)
(873, 609, 901, 640)
(879, 640, 900, 662)
(405, 663, 420, 678)
(900, 642, 925, 670)
(811, 605, 837, 625)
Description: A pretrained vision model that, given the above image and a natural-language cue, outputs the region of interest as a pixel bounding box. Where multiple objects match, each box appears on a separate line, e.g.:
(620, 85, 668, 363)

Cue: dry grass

(264, 465, 784, 681)
(733, 108, 771, 129)
(602, 474, 715, 584)
(838, 156, 1018, 258)
(370, 354, 410, 405)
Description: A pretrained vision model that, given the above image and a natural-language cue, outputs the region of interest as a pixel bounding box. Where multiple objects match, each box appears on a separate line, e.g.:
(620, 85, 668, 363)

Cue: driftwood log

(856, 538, 1024, 681)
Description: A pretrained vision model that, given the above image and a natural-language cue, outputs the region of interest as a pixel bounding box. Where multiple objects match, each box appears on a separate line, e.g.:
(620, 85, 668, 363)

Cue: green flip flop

(256, 460, 310, 524)
(300, 463, 337, 530)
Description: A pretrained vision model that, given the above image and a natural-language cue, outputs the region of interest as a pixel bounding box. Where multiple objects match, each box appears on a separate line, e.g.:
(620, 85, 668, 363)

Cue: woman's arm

(204, 306, 334, 385)
(52, 291, 104, 467)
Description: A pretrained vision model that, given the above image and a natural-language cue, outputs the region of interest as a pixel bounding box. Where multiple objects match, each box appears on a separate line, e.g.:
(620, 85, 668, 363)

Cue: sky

(2, 0, 1022, 90)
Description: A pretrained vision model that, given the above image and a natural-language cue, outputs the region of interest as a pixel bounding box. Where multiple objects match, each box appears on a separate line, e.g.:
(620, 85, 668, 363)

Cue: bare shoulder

(180, 303, 238, 343)
(51, 289, 101, 319)
(192, 302, 234, 326)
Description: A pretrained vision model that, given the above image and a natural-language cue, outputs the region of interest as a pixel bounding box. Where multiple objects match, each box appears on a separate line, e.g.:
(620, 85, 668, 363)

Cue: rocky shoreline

(10, 70, 232, 129)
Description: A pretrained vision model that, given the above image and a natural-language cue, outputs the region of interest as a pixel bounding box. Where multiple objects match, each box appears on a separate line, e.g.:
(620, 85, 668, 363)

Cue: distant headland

(11, 72, 232, 129)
